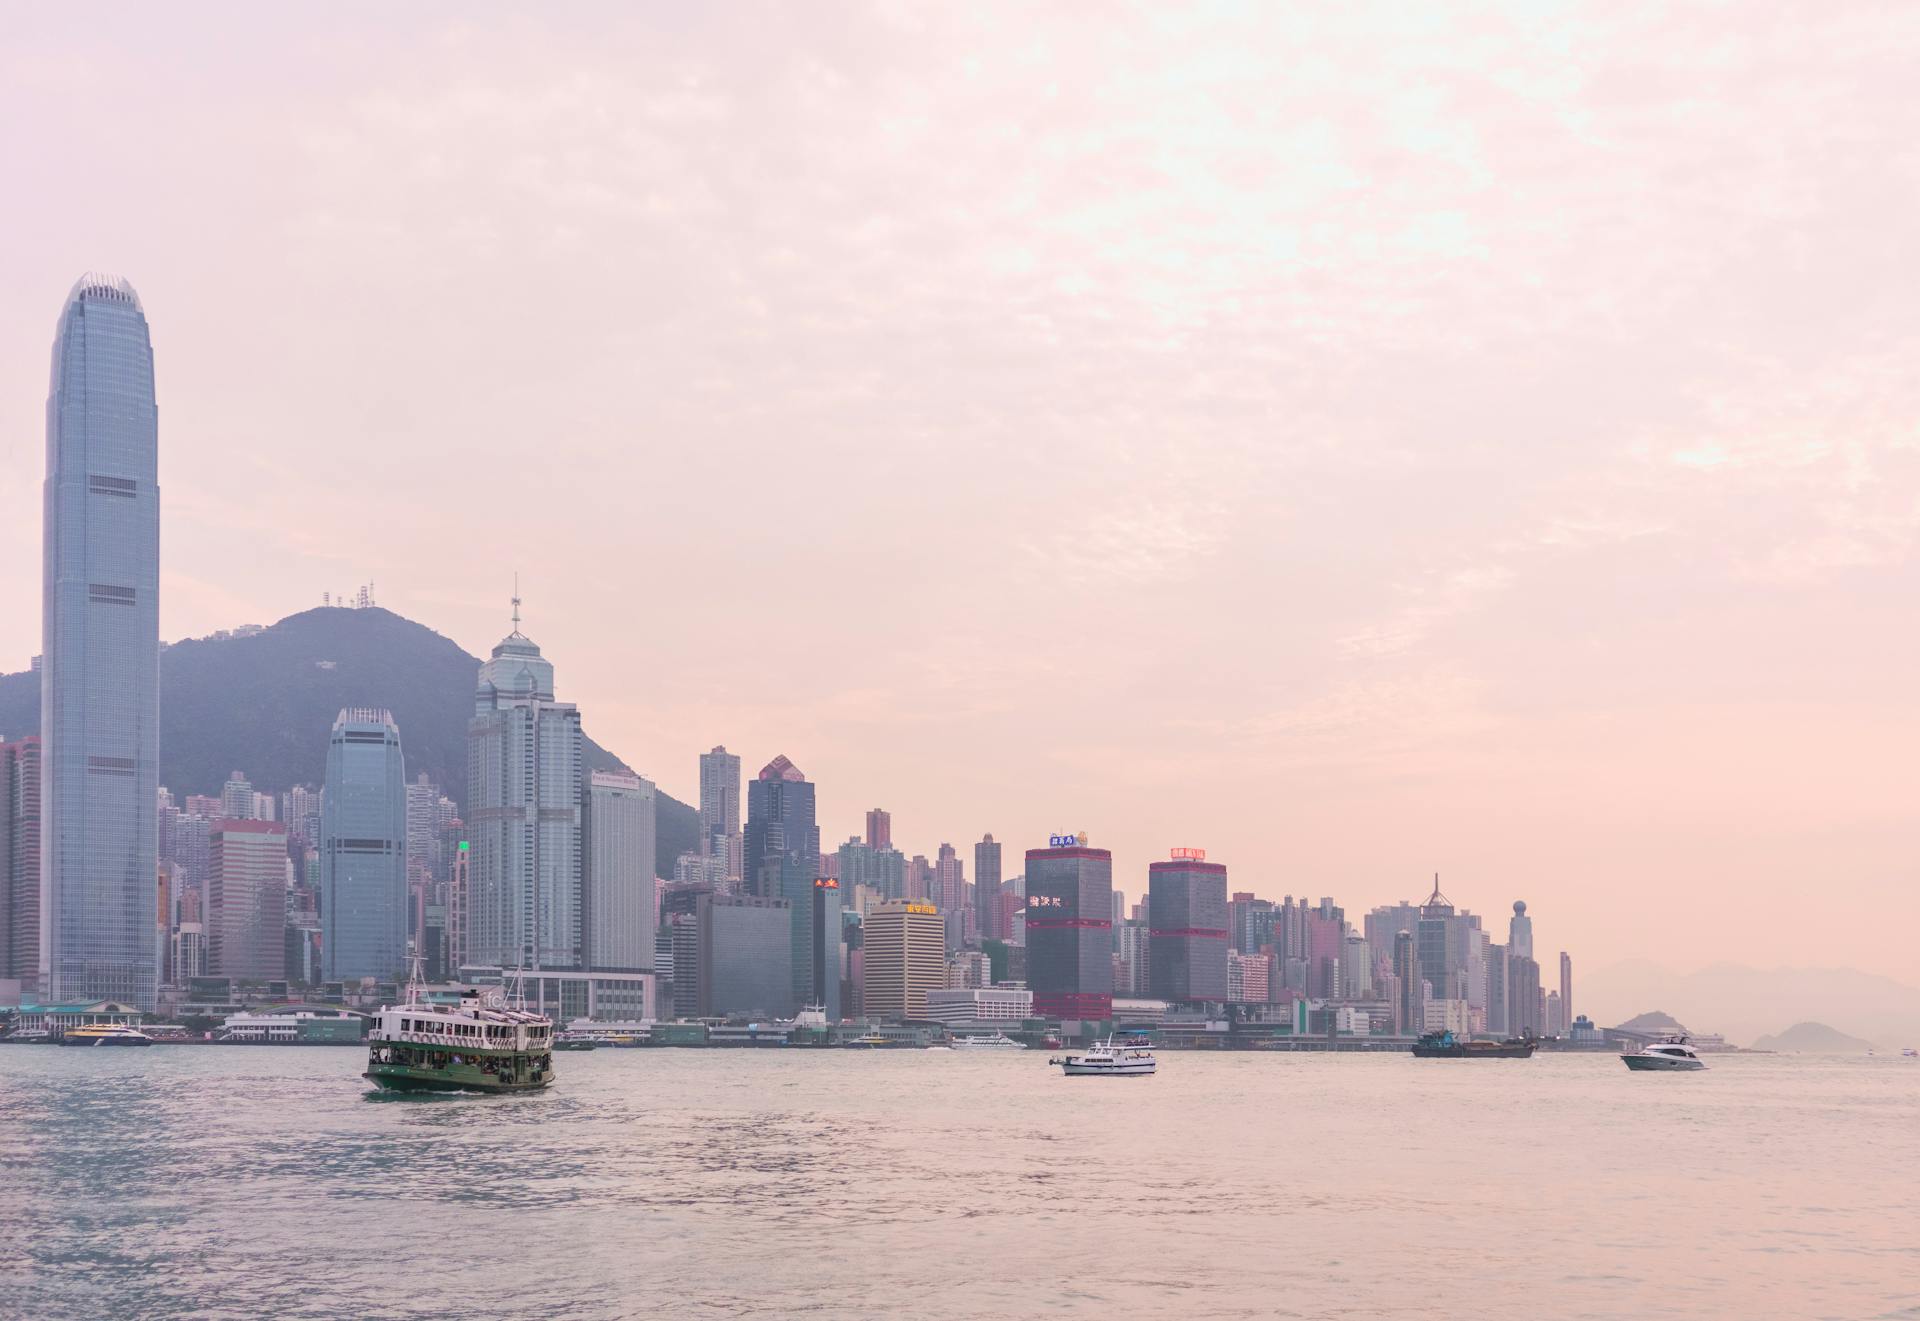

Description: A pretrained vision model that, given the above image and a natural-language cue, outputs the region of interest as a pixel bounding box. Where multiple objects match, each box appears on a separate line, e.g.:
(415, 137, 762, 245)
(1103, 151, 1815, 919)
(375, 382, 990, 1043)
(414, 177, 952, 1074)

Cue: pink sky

(2, 4, 1916, 982)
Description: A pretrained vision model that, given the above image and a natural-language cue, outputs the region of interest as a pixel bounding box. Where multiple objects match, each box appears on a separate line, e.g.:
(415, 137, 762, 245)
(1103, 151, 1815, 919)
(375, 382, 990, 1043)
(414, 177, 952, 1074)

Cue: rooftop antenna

(510, 572, 524, 637)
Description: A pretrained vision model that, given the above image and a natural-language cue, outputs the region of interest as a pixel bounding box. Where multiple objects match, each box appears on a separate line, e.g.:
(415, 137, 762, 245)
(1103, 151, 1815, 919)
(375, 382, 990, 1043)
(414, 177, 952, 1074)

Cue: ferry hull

(58, 1035, 153, 1047)
(1059, 1061, 1156, 1076)
(364, 1060, 553, 1094)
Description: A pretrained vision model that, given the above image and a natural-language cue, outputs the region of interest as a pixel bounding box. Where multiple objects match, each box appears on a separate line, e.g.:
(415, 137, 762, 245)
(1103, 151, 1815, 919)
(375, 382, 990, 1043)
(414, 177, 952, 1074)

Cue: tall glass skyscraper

(321, 708, 407, 981)
(42, 274, 160, 1009)
(745, 754, 821, 1016)
(466, 608, 583, 972)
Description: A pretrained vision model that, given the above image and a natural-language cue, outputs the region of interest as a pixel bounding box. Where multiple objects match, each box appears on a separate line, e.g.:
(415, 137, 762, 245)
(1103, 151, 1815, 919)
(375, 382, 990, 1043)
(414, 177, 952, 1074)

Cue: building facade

(698, 745, 741, 876)
(744, 754, 822, 1014)
(973, 833, 1003, 940)
(695, 892, 792, 1019)
(208, 820, 289, 981)
(41, 274, 161, 1009)
(1, 737, 42, 986)
(1147, 852, 1229, 1003)
(862, 900, 945, 1021)
(582, 769, 657, 972)
(320, 708, 406, 981)
(1024, 842, 1114, 1022)
(466, 614, 583, 972)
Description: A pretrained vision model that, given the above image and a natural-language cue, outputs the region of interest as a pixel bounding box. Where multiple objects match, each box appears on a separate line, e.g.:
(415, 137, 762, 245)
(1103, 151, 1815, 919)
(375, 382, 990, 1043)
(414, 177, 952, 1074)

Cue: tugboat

(363, 966, 555, 1094)
(1050, 1036, 1157, 1076)
(1411, 1030, 1536, 1059)
(58, 1024, 154, 1047)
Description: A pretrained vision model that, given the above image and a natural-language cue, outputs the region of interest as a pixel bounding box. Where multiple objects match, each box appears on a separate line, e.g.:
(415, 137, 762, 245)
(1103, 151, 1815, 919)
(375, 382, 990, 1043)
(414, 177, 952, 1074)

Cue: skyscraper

(862, 900, 945, 1021)
(41, 274, 161, 1009)
(320, 708, 407, 981)
(698, 746, 741, 874)
(973, 833, 1002, 939)
(1, 738, 43, 986)
(810, 876, 843, 1018)
(1392, 929, 1420, 1036)
(466, 600, 584, 971)
(207, 820, 289, 980)
(1559, 950, 1573, 1031)
(932, 842, 965, 913)
(1024, 839, 1114, 1022)
(745, 754, 822, 1012)
(582, 769, 657, 971)
(1509, 900, 1534, 960)
(865, 808, 892, 850)
(1148, 850, 1229, 1003)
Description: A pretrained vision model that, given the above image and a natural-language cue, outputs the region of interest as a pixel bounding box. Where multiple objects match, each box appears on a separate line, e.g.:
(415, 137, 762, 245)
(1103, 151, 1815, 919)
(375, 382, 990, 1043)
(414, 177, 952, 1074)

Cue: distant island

(1613, 1010, 1690, 1036)
(1751, 1022, 1874, 1053)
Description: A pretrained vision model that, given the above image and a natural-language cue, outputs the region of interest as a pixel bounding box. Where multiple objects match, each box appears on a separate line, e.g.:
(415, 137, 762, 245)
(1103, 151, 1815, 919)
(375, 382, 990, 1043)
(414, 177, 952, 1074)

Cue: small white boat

(1051, 1036, 1156, 1077)
(1902, 1048, 1917, 1058)
(1622, 1036, 1706, 1072)
(951, 1033, 1026, 1051)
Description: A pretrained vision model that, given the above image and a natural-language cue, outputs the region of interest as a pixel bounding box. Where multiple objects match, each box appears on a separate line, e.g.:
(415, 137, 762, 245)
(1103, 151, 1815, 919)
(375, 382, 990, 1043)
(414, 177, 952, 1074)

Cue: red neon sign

(1170, 846, 1207, 861)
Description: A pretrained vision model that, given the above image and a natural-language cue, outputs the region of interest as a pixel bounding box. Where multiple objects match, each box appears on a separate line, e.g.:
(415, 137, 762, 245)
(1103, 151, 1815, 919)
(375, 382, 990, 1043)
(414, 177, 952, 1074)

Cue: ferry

(58, 1024, 154, 1047)
(1050, 1036, 1156, 1077)
(363, 970, 555, 1094)
(950, 1032, 1026, 1051)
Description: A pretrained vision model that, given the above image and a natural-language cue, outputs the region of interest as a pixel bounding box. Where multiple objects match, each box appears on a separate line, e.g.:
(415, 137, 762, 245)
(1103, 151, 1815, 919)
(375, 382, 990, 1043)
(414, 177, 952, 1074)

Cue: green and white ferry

(363, 970, 555, 1094)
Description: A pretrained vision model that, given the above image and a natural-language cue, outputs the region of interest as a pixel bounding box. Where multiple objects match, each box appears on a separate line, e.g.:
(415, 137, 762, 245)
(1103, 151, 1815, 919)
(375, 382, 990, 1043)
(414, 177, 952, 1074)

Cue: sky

(2, 3, 1916, 984)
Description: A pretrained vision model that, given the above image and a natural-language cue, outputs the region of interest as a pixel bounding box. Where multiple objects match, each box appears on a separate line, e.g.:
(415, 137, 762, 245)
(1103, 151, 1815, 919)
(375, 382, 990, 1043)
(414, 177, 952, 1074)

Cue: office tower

(862, 900, 945, 1021)
(907, 854, 932, 903)
(1507, 952, 1542, 1037)
(1342, 933, 1373, 998)
(1417, 876, 1454, 1003)
(41, 275, 160, 1009)
(1148, 851, 1229, 1003)
(674, 849, 730, 886)
(1392, 929, 1420, 1035)
(698, 746, 741, 872)
(1228, 892, 1277, 956)
(1559, 950, 1572, 1028)
(2, 739, 42, 986)
(320, 708, 406, 981)
(1024, 840, 1114, 1022)
(744, 754, 821, 1012)
(466, 600, 584, 971)
(446, 840, 469, 972)
(1484, 941, 1510, 1034)
(932, 842, 965, 912)
(1509, 899, 1534, 960)
(694, 892, 792, 1019)
(745, 756, 817, 898)
(973, 833, 1003, 939)
(809, 877, 843, 1017)
(1545, 990, 1565, 1037)
(582, 769, 657, 971)
(403, 773, 443, 890)
(207, 820, 289, 980)
(865, 808, 892, 850)
(836, 837, 906, 903)
(220, 772, 259, 821)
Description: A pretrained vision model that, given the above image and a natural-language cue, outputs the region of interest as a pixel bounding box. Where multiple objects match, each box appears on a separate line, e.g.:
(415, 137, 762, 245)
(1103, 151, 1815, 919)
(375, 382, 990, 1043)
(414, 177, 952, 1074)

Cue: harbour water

(2, 1047, 1914, 1319)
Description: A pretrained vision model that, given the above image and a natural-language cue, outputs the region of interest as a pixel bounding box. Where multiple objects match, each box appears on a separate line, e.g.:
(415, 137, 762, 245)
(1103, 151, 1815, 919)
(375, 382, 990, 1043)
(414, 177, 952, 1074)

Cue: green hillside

(0, 606, 697, 875)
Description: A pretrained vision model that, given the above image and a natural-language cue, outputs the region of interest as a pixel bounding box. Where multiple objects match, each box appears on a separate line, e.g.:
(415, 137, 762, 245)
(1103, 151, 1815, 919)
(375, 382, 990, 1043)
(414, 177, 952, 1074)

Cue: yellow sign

(904, 903, 937, 915)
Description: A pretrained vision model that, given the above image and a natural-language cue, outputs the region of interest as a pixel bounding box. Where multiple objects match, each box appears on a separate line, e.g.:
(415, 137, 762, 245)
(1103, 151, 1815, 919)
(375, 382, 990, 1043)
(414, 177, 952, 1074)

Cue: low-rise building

(923, 987, 1033, 1026)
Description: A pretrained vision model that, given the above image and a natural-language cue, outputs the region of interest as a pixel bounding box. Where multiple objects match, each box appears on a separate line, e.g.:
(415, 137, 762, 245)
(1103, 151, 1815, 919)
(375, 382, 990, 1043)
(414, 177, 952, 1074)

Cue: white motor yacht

(1622, 1036, 1706, 1072)
(1050, 1036, 1156, 1077)
(951, 1033, 1026, 1051)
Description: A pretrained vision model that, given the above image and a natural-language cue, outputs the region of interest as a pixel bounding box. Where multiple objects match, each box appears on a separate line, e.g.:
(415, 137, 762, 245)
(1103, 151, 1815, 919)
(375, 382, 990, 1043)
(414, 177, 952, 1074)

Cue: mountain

(1614, 1010, 1691, 1036)
(0, 606, 698, 875)
(1751, 1022, 1875, 1053)
(1583, 961, 1920, 1050)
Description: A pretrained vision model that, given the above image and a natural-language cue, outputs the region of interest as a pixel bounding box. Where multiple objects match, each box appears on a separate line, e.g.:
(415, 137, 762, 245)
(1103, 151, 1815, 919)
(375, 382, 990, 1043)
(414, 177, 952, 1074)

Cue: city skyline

(3, 6, 1918, 985)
